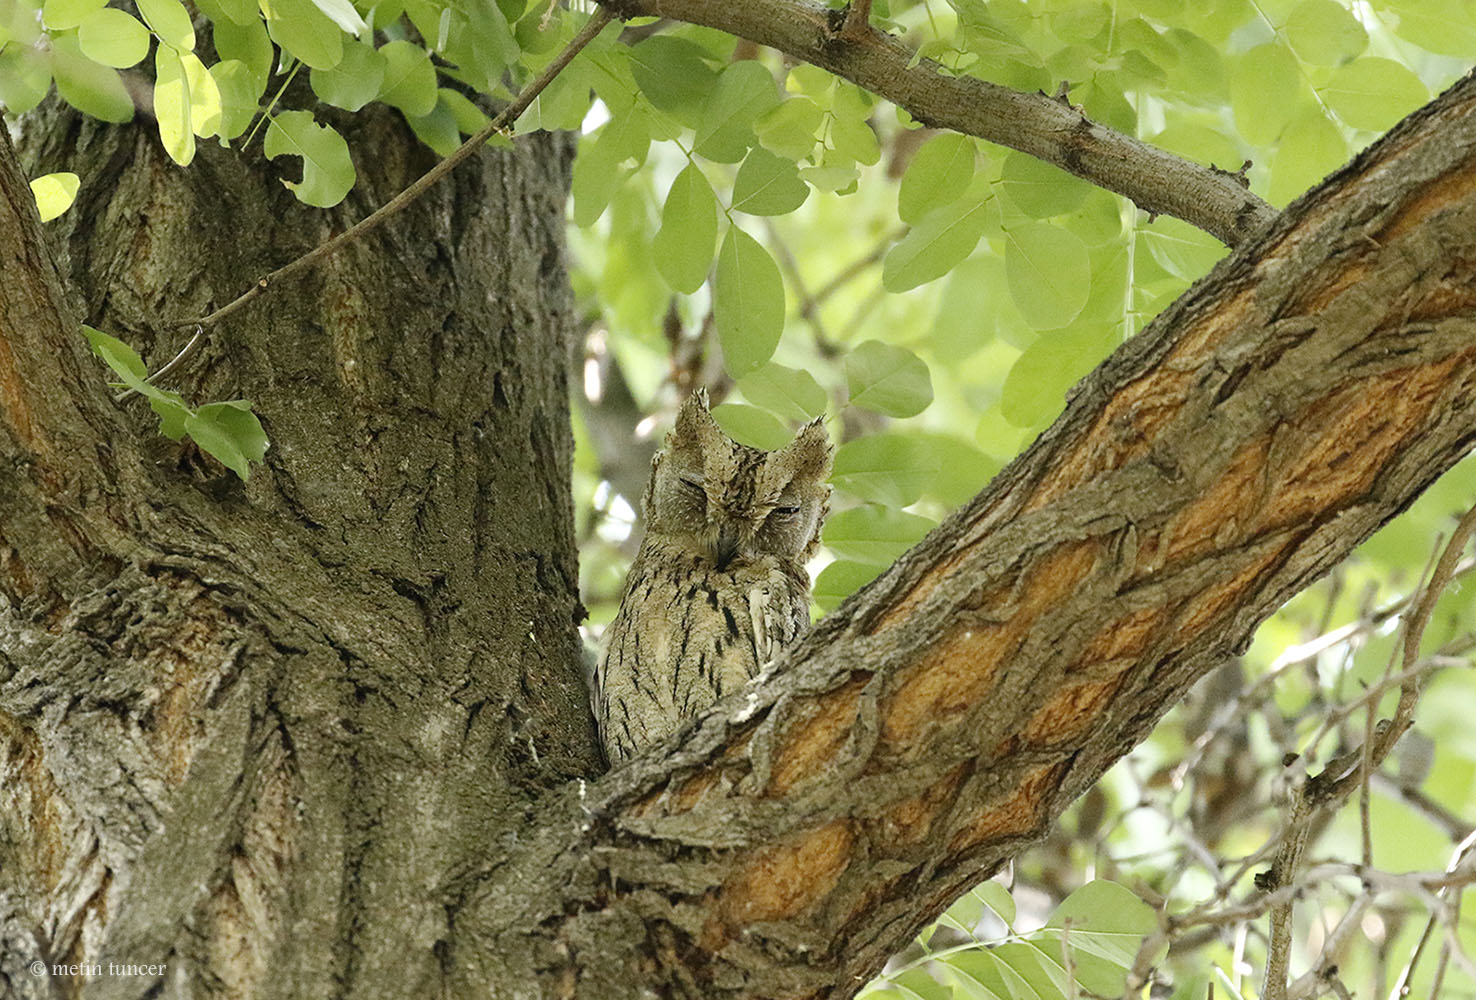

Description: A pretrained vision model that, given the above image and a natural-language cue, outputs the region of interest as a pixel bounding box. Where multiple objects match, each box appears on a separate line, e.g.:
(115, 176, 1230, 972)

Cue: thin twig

(115, 324, 207, 401)
(174, 8, 614, 334)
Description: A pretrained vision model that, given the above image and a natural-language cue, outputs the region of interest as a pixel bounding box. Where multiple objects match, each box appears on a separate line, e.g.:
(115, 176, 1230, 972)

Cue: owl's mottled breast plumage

(595, 390, 832, 764)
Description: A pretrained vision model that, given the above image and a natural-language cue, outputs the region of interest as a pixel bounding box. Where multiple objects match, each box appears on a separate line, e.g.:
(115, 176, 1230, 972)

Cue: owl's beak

(710, 527, 740, 571)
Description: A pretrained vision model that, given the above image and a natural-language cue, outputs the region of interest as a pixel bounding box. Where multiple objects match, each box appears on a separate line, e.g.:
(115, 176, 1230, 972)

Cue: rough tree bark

(1, 35, 1475, 1000)
(0, 105, 599, 997)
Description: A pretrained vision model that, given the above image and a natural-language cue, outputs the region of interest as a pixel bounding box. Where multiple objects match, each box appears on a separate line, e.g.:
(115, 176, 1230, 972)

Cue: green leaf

(182, 51, 222, 137)
(920, 432, 999, 506)
(890, 969, 952, 1000)
(731, 147, 809, 216)
(264, 110, 356, 207)
(898, 133, 975, 224)
(830, 115, 880, 166)
(439, 88, 490, 134)
(1141, 215, 1226, 282)
(1320, 57, 1428, 132)
(992, 941, 1072, 1000)
(1384, 0, 1476, 57)
(1268, 108, 1348, 207)
(153, 45, 195, 165)
(693, 59, 778, 163)
(1000, 151, 1089, 219)
(378, 39, 437, 117)
(800, 162, 859, 194)
(213, 16, 274, 88)
(186, 401, 268, 480)
(1004, 223, 1090, 329)
(211, 60, 262, 140)
(946, 948, 1027, 1000)
(1230, 43, 1298, 145)
(82, 325, 149, 384)
(823, 505, 934, 566)
(830, 433, 938, 506)
(1001, 323, 1117, 428)
(30, 172, 79, 222)
(813, 559, 884, 612)
(77, 8, 149, 67)
(1046, 879, 1157, 935)
(652, 162, 718, 294)
(310, 39, 386, 111)
(755, 97, 823, 160)
(308, 0, 367, 35)
(736, 363, 827, 421)
(265, 0, 344, 70)
(570, 109, 650, 227)
(845, 340, 932, 417)
(150, 394, 191, 440)
(137, 0, 195, 49)
(709, 403, 792, 450)
(51, 33, 133, 122)
(883, 196, 992, 292)
(0, 46, 54, 115)
(570, 135, 627, 228)
(627, 36, 717, 126)
(406, 94, 460, 156)
(42, 0, 104, 31)
(208, 0, 260, 26)
(1284, 0, 1366, 65)
(715, 226, 785, 377)
(975, 880, 1016, 926)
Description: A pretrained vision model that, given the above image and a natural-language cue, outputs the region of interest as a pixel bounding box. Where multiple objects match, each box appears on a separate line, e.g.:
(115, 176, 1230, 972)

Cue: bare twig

(115, 324, 207, 401)
(174, 8, 614, 334)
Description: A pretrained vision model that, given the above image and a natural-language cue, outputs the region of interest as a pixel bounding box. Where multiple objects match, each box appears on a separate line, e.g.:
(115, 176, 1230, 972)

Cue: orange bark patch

(768, 673, 870, 796)
(866, 760, 970, 850)
(868, 496, 1012, 633)
(143, 599, 235, 787)
(1284, 258, 1372, 318)
(947, 762, 1061, 856)
(629, 769, 720, 819)
(670, 771, 720, 815)
(1376, 156, 1476, 245)
(705, 820, 854, 948)
(880, 540, 1096, 754)
(1161, 436, 1269, 566)
(0, 328, 39, 454)
(0, 711, 66, 887)
(1022, 675, 1123, 745)
(1078, 606, 1162, 664)
(1173, 535, 1292, 641)
(1267, 358, 1463, 529)
(1032, 288, 1257, 511)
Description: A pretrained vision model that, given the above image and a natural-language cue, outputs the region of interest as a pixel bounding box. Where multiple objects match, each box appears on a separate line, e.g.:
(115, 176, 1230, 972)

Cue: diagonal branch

(598, 0, 1277, 245)
(452, 66, 1476, 998)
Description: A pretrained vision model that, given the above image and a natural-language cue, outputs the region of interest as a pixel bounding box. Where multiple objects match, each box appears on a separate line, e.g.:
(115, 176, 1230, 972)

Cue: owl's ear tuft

(781, 417, 833, 479)
(671, 387, 713, 436)
(669, 387, 728, 453)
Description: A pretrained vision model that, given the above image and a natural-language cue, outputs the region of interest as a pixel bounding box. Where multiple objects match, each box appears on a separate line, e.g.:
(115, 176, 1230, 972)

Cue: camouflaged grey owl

(595, 390, 832, 763)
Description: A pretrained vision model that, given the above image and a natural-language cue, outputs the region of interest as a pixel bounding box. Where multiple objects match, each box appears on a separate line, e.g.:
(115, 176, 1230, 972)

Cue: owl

(595, 389, 833, 764)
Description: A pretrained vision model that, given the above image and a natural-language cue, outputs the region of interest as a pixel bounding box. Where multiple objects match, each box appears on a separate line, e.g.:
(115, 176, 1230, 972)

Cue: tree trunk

(0, 103, 598, 998)
(3, 57, 1476, 1000)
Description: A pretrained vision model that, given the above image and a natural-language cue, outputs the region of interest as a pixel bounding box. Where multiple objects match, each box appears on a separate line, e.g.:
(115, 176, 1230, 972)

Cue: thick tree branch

(598, 0, 1277, 246)
(456, 68, 1476, 998)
